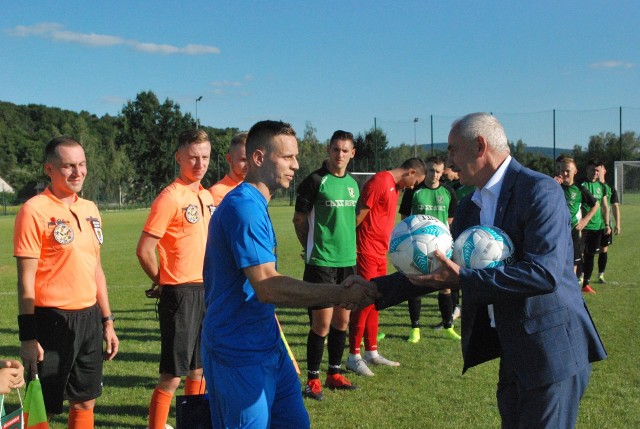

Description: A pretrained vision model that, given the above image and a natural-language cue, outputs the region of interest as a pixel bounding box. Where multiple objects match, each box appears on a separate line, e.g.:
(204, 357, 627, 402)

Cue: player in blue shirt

(201, 120, 378, 428)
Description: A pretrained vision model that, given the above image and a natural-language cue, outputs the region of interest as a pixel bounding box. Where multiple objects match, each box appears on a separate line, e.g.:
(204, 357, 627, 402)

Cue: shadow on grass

(95, 404, 151, 428)
(104, 374, 156, 389)
(111, 351, 159, 363)
(0, 344, 20, 357)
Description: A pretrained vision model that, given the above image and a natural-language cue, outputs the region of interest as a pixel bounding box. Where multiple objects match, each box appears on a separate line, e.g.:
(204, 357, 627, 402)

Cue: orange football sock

(184, 377, 206, 395)
(148, 388, 173, 429)
(68, 407, 94, 429)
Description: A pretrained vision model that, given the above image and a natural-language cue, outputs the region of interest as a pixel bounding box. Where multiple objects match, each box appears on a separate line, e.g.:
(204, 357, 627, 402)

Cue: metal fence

(375, 106, 640, 159)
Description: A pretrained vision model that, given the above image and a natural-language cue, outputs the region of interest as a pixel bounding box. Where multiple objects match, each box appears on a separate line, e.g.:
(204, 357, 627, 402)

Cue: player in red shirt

(346, 158, 426, 376)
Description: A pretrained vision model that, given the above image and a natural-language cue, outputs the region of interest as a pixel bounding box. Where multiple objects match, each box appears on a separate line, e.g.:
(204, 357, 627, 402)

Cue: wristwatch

(102, 314, 116, 324)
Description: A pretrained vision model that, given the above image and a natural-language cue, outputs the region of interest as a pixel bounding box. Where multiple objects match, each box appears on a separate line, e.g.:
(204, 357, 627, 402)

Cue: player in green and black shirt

(555, 157, 599, 279)
(399, 155, 459, 342)
(597, 164, 620, 283)
(293, 130, 359, 400)
(442, 166, 474, 201)
(578, 159, 610, 293)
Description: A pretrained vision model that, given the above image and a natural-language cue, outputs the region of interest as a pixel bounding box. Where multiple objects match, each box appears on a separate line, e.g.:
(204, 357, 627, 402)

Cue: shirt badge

(185, 204, 200, 224)
(53, 220, 74, 245)
(348, 187, 355, 198)
(87, 217, 104, 245)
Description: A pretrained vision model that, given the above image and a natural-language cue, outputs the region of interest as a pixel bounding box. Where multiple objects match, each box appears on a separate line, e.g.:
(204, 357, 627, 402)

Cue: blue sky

(1, 1, 638, 149)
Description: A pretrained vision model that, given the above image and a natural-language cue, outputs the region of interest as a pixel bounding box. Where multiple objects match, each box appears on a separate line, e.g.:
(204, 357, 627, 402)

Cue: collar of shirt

(471, 155, 512, 226)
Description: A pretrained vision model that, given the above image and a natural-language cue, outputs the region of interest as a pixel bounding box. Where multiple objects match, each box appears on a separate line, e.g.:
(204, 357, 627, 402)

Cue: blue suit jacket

(453, 159, 607, 390)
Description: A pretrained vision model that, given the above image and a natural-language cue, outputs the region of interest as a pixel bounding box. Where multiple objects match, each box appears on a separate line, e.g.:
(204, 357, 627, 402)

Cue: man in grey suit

(375, 112, 606, 428)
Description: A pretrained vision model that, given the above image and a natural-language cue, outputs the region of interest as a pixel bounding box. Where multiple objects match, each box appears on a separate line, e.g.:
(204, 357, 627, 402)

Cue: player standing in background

(399, 155, 459, 343)
(293, 130, 360, 400)
(136, 129, 214, 429)
(209, 131, 248, 206)
(596, 164, 621, 283)
(442, 165, 474, 200)
(579, 159, 610, 294)
(14, 136, 119, 428)
(201, 120, 377, 428)
(346, 158, 426, 377)
(555, 158, 600, 277)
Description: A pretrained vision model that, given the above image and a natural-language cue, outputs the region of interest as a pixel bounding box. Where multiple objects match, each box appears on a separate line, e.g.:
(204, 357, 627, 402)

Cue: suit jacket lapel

(493, 159, 521, 228)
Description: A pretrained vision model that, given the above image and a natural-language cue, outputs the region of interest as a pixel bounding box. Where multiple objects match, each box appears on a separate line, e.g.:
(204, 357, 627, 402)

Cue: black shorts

(303, 265, 356, 310)
(581, 229, 603, 255)
(35, 304, 103, 414)
(601, 231, 613, 247)
(571, 228, 584, 264)
(158, 284, 205, 376)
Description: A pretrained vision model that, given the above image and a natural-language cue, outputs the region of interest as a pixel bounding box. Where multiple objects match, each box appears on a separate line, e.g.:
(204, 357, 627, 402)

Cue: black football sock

(408, 297, 422, 328)
(306, 330, 325, 379)
(583, 253, 595, 285)
(327, 326, 347, 375)
(438, 293, 453, 329)
(598, 252, 608, 274)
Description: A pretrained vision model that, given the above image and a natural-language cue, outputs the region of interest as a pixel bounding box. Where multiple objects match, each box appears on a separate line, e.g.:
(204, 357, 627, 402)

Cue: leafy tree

(354, 127, 390, 172)
(116, 91, 193, 203)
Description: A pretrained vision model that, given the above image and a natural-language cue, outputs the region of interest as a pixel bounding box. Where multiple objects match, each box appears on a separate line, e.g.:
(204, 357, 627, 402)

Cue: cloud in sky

(590, 60, 635, 69)
(6, 22, 220, 55)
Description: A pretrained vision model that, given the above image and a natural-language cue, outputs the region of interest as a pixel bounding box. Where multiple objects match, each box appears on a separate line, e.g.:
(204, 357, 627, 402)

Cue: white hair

(450, 112, 510, 154)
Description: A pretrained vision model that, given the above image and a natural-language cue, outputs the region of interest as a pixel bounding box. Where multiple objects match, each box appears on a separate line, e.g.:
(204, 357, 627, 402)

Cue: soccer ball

(452, 225, 515, 269)
(389, 214, 453, 275)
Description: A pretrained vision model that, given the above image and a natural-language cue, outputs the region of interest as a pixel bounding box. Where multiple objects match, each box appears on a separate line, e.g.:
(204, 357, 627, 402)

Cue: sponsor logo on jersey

(53, 220, 74, 244)
(324, 200, 357, 207)
(184, 204, 200, 223)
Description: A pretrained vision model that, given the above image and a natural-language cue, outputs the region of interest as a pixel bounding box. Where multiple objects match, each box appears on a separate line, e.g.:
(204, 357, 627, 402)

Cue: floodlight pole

(413, 117, 419, 157)
(195, 96, 203, 128)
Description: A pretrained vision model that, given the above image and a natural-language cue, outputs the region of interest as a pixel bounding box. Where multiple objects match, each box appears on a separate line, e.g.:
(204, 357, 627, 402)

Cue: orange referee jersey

(143, 178, 215, 285)
(13, 187, 102, 310)
(209, 174, 242, 206)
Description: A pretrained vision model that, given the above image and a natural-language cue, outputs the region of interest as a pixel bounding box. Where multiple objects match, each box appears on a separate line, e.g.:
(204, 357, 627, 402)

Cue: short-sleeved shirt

(13, 187, 102, 310)
(295, 166, 359, 267)
(143, 178, 214, 285)
(201, 183, 280, 366)
(561, 183, 597, 228)
(399, 182, 457, 226)
(356, 171, 399, 257)
(581, 180, 608, 231)
(209, 174, 242, 207)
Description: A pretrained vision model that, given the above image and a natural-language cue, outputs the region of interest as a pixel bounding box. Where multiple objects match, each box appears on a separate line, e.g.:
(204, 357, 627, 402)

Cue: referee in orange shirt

(136, 129, 214, 429)
(14, 136, 119, 428)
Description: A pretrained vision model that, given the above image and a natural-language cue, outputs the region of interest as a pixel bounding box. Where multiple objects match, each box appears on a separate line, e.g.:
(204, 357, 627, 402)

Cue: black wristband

(102, 314, 115, 324)
(18, 314, 37, 341)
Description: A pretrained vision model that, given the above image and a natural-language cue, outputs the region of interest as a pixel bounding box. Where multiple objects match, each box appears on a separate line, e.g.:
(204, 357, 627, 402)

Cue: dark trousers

(497, 360, 591, 429)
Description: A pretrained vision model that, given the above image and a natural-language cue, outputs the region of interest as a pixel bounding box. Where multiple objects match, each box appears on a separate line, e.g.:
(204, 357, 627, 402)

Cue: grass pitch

(0, 201, 639, 428)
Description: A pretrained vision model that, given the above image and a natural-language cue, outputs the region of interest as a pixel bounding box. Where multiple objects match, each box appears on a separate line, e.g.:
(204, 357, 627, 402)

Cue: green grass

(1, 203, 639, 428)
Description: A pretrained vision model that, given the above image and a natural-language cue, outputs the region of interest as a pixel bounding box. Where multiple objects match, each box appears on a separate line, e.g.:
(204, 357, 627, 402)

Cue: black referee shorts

(35, 304, 103, 414)
(158, 284, 204, 376)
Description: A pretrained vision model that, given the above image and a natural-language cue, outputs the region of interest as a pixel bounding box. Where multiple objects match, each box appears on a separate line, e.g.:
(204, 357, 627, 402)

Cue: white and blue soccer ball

(389, 214, 453, 275)
(452, 225, 515, 269)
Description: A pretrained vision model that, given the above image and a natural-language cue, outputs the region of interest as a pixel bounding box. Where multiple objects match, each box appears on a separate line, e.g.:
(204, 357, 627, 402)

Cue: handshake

(336, 272, 439, 311)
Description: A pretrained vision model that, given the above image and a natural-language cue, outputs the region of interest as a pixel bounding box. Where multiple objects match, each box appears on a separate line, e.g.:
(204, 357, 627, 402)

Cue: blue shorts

(202, 340, 309, 429)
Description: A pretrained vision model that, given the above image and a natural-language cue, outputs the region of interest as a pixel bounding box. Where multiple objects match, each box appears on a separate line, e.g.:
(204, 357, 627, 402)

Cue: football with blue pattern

(452, 225, 515, 269)
(389, 214, 453, 275)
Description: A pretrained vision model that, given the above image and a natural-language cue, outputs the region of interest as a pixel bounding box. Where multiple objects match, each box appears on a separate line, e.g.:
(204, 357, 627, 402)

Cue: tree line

(1, 91, 638, 206)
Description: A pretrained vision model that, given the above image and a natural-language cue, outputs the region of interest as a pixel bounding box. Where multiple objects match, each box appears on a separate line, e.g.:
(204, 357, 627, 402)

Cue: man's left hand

(407, 249, 461, 290)
(103, 323, 119, 361)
